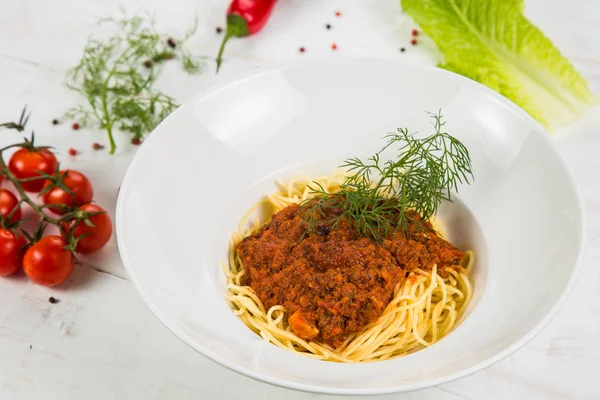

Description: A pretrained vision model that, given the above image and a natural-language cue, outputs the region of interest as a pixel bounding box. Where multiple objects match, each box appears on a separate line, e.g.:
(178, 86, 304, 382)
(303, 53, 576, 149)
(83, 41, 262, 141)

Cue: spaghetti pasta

(224, 172, 474, 362)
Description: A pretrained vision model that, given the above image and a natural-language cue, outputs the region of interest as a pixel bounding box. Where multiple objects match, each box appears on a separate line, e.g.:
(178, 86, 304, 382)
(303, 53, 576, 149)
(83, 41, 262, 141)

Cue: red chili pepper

(216, 0, 278, 72)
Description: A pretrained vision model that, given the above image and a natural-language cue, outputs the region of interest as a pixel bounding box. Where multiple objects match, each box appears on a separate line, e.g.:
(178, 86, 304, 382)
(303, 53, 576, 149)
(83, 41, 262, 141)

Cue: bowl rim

(115, 57, 587, 395)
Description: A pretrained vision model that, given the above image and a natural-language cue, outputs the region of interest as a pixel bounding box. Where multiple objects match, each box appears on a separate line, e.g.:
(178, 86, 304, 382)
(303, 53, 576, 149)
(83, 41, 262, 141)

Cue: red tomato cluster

(0, 147, 112, 286)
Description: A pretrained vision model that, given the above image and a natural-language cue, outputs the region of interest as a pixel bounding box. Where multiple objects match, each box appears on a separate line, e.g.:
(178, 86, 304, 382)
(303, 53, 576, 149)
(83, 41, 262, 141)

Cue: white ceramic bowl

(116, 59, 585, 395)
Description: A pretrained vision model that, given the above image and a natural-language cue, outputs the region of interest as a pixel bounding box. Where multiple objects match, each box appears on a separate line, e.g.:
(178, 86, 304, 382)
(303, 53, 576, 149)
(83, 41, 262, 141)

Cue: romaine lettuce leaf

(401, 0, 598, 130)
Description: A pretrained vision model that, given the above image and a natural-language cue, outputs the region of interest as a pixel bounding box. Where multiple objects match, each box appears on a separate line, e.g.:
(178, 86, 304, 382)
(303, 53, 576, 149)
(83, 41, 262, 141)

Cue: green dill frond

(298, 112, 473, 242)
(63, 12, 204, 154)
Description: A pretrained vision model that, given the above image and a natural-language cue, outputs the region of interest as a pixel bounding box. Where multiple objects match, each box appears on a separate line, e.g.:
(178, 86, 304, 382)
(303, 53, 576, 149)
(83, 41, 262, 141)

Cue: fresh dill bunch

(63, 13, 204, 154)
(298, 112, 474, 242)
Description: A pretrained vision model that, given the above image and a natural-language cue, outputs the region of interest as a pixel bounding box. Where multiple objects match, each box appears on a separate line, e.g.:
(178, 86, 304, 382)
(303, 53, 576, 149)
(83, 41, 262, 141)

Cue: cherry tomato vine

(0, 107, 113, 285)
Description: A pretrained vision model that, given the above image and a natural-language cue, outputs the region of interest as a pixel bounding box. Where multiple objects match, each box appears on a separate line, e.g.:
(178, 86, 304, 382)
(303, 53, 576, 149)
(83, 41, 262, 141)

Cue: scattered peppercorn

(68, 148, 78, 156)
(143, 60, 153, 68)
(326, 24, 331, 30)
(48, 296, 59, 304)
(411, 39, 417, 46)
(412, 29, 419, 36)
(400, 47, 406, 52)
(299, 47, 306, 53)
(71, 122, 80, 130)
(331, 42, 338, 50)
(167, 38, 176, 48)
(216, 26, 223, 34)
(131, 137, 142, 145)
(29, 345, 32, 350)
(316, 225, 330, 236)
(335, 11, 341, 17)
(52, 119, 59, 125)
(166, 53, 174, 60)
(92, 142, 104, 151)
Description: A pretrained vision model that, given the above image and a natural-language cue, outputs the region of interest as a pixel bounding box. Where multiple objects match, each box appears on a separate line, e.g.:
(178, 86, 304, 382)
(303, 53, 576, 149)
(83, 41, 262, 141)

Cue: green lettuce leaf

(401, 0, 598, 130)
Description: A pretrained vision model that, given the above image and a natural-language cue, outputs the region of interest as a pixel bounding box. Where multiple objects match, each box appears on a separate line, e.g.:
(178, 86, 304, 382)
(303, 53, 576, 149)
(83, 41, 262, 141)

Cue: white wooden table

(1, 0, 599, 399)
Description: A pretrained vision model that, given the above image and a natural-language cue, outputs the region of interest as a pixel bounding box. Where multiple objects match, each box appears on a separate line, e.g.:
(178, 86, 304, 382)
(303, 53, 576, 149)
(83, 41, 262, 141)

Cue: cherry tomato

(23, 236, 75, 286)
(42, 170, 94, 215)
(0, 229, 27, 276)
(0, 189, 22, 224)
(8, 148, 58, 192)
(63, 203, 112, 254)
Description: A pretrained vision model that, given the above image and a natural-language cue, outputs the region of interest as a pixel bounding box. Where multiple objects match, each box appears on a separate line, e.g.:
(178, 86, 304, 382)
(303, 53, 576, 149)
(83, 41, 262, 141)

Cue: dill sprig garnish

(63, 13, 204, 154)
(298, 112, 473, 242)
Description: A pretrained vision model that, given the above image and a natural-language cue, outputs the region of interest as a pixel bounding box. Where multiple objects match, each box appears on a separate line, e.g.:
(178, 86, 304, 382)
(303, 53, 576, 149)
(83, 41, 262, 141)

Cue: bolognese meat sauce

(235, 203, 465, 348)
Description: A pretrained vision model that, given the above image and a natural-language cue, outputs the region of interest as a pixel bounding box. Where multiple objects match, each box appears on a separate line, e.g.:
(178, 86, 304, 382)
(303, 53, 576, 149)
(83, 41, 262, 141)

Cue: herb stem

(102, 65, 117, 154)
(101, 90, 116, 154)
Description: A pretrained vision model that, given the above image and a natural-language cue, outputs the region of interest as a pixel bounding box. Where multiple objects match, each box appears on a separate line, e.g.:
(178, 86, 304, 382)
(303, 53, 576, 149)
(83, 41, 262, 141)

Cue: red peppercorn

(331, 42, 337, 50)
(412, 29, 419, 36)
(166, 53, 174, 60)
(92, 142, 104, 151)
(411, 39, 417, 46)
(299, 47, 305, 53)
(68, 148, 78, 156)
(52, 119, 59, 125)
(131, 138, 142, 145)
(335, 11, 341, 17)
(71, 122, 80, 130)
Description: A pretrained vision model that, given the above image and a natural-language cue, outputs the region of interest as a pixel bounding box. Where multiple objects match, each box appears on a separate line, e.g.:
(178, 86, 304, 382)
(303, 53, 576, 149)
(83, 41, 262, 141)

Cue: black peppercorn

(315, 225, 330, 236)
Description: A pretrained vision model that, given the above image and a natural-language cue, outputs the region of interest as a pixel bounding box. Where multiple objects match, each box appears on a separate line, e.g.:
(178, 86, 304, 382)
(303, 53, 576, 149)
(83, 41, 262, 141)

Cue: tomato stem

(0, 108, 105, 249)
(0, 156, 63, 228)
